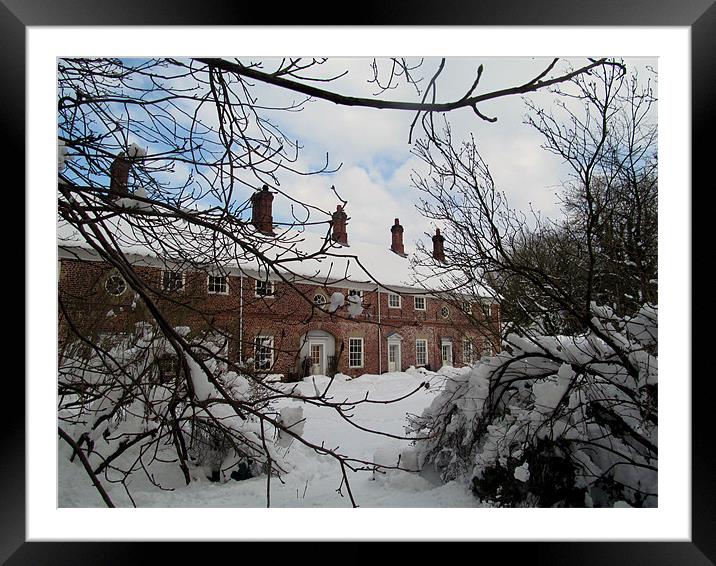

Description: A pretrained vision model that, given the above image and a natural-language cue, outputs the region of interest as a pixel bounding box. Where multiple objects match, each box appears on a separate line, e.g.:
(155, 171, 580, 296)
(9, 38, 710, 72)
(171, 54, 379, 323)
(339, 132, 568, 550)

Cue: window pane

(209, 276, 225, 293)
(256, 280, 273, 296)
(163, 271, 183, 291)
(463, 340, 473, 364)
(254, 336, 273, 370)
(349, 338, 363, 367)
(416, 340, 427, 365)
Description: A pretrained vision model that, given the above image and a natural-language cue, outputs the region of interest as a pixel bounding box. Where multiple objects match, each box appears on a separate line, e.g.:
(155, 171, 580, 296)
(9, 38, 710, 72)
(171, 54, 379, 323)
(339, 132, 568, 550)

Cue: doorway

(388, 343, 401, 372)
(441, 340, 453, 367)
(299, 330, 336, 377)
(386, 333, 403, 373)
(309, 342, 325, 375)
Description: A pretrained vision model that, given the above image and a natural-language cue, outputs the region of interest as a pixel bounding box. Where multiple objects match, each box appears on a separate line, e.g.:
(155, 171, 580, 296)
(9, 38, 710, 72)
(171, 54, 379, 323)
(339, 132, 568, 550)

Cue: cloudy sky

(233, 56, 655, 253)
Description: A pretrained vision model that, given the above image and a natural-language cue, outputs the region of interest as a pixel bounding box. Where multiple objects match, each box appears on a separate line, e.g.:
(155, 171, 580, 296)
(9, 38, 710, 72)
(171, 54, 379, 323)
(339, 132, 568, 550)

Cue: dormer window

(255, 280, 274, 297)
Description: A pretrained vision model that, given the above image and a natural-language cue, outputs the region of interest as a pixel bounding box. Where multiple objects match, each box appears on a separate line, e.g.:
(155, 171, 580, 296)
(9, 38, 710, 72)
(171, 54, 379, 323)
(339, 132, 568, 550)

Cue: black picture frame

(8, 0, 711, 563)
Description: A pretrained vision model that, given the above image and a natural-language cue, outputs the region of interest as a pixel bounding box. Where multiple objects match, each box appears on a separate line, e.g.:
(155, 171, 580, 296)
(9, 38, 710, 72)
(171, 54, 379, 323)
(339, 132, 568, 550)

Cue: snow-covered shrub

(58, 322, 282, 489)
(410, 303, 658, 508)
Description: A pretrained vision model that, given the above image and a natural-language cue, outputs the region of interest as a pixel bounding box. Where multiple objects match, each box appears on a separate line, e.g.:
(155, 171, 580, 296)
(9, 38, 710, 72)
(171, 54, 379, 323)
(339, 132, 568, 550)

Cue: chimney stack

(390, 218, 406, 256)
(109, 153, 131, 199)
(109, 145, 146, 199)
(251, 185, 275, 235)
(331, 205, 348, 246)
(432, 228, 446, 263)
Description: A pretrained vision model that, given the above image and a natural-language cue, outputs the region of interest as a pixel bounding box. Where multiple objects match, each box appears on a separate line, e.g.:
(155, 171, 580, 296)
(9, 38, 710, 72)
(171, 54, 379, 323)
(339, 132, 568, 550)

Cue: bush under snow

(410, 303, 658, 508)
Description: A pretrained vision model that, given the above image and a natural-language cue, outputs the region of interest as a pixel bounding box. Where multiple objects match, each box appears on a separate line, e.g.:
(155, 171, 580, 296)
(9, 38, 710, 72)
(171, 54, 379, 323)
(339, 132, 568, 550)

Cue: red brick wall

(59, 257, 500, 378)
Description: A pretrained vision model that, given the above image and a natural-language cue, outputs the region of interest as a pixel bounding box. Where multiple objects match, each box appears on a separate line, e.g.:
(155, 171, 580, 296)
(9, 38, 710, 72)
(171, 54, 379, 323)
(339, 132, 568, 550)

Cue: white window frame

(313, 292, 328, 308)
(254, 335, 274, 370)
(416, 339, 428, 366)
(207, 274, 229, 295)
(255, 279, 275, 298)
(414, 296, 426, 311)
(105, 273, 127, 296)
(388, 293, 401, 308)
(162, 269, 185, 292)
(440, 305, 450, 318)
(463, 339, 474, 364)
(348, 289, 364, 299)
(462, 301, 473, 314)
(348, 337, 364, 368)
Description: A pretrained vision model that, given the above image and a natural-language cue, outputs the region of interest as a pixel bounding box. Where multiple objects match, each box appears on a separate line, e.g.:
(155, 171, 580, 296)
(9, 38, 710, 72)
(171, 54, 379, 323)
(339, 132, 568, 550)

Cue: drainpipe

(377, 289, 382, 374)
(239, 274, 244, 364)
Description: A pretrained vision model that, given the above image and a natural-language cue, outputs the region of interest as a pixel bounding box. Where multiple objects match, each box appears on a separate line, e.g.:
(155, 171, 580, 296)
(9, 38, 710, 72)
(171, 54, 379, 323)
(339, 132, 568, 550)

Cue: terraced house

(59, 159, 500, 380)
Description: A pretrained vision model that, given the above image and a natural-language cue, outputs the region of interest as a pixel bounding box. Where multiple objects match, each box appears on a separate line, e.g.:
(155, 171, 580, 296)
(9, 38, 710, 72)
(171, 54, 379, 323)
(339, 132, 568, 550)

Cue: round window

(105, 274, 127, 296)
(313, 293, 327, 307)
(441, 305, 450, 318)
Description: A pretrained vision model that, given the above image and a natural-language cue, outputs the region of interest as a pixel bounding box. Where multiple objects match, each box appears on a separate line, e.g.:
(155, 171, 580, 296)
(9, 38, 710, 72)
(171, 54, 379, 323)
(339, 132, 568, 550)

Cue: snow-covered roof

(58, 200, 490, 297)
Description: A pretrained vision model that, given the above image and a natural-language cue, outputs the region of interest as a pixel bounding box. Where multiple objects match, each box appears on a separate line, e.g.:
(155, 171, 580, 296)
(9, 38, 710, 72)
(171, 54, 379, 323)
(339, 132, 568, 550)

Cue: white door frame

(441, 338, 453, 367)
(387, 334, 402, 372)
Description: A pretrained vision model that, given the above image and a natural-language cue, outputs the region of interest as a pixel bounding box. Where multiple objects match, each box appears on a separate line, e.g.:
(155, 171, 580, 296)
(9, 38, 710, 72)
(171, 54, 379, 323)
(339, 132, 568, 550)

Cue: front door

(388, 342, 401, 372)
(310, 343, 324, 375)
(441, 343, 453, 367)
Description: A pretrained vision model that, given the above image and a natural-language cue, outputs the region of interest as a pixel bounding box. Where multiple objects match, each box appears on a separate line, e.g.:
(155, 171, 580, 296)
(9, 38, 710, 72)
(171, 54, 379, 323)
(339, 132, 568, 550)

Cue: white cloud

(272, 162, 432, 250)
(154, 56, 655, 243)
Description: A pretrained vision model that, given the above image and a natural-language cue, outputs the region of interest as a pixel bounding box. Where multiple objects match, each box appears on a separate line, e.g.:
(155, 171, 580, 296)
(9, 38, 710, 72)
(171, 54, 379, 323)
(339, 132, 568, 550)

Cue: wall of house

(58, 257, 500, 379)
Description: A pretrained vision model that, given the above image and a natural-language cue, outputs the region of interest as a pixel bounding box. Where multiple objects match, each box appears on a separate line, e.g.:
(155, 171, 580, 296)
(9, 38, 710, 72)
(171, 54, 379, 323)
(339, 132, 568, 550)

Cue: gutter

(239, 274, 244, 364)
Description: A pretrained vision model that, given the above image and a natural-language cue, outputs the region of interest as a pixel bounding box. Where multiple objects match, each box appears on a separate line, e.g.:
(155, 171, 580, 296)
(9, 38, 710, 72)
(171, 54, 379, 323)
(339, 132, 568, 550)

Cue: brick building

(59, 182, 499, 380)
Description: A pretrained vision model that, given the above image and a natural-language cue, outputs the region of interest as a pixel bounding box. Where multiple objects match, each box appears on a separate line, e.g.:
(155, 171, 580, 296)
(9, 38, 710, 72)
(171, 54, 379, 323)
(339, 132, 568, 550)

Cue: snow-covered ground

(59, 367, 481, 508)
